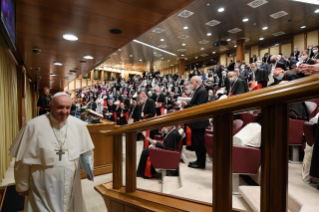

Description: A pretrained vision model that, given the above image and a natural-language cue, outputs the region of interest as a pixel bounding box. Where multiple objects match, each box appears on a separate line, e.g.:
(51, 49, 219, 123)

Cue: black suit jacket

(290, 51, 300, 60)
(142, 98, 156, 119)
(155, 129, 181, 151)
(231, 79, 248, 95)
(312, 54, 319, 60)
(227, 62, 235, 71)
(151, 93, 157, 102)
(218, 77, 230, 95)
(130, 104, 141, 121)
(185, 86, 210, 129)
(155, 93, 165, 103)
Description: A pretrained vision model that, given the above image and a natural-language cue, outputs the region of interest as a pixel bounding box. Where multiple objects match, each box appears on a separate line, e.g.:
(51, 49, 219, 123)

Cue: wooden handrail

(100, 74, 319, 212)
(100, 74, 319, 136)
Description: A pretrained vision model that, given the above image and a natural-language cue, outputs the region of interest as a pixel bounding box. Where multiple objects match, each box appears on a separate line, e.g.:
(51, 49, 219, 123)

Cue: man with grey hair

(10, 92, 94, 212)
(181, 76, 209, 169)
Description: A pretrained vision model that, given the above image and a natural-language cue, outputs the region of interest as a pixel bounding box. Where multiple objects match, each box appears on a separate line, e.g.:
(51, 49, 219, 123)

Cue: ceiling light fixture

(160, 38, 165, 41)
(301, 26, 306, 28)
(182, 43, 186, 46)
(83, 55, 94, 59)
(181, 54, 184, 56)
(139, 59, 142, 61)
(315, 9, 319, 13)
(289, 0, 319, 5)
(195, 57, 198, 59)
(171, 64, 173, 66)
(242, 18, 249, 22)
(53, 61, 63, 66)
(226, 38, 231, 41)
(168, 60, 170, 62)
(201, 48, 204, 50)
(50, 73, 56, 77)
(218, 8, 224, 12)
(133, 39, 177, 56)
(183, 26, 189, 29)
(207, 33, 212, 36)
(212, 51, 216, 54)
(50, 80, 54, 82)
(234, 45, 237, 47)
(259, 37, 264, 40)
(262, 26, 268, 30)
(63, 33, 78, 41)
(161, 57, 164, 59)
(118, 49, 121, 51)
(130, 55, 133, 57)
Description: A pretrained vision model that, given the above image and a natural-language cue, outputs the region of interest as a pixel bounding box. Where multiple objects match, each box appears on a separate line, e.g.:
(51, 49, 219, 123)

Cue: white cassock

(9, 113, 95, 212)
(95, 97, 104, 114)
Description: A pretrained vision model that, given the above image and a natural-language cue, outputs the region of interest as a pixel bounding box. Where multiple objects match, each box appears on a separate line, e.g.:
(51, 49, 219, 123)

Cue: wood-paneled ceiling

(14, 0, 195, 90)
(100, 0, 319, 72)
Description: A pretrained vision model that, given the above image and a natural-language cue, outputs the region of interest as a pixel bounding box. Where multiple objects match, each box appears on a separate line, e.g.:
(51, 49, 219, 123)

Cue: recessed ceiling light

(83, 55, 94, 59)
(63, 34, 78, 41)
(171, 64, 173, 66)
(130, 55, 133, 57)
(139, 59, 142, 61)
(234, 45, 237, 47)
(242, 18, 249, 22)
(212, 51, 216, 54)
(50, 80, 54, 82)
(301, 26, 306, 28)
(53, 61, 63, 66)
(195, 57, 198, 59)
(207, 3, 210, 6)
(168, 60, 170, 62)
(133, 39, 177, 56)
(315, 9, 319, 13)
(218, 8, 224, 12)
(160, 38, 165, 41)
(262, 26, 268, 30)
(181, 54, 184, 56)
(182, 43, 186, 46)
(161, 57, 164, 59)
(201, 48, 204, 50)
(226, 38, 231, 41)
(183, 26, 188, 29)
(207, 33, 212, 36)
(118, 49, 121, 51)
(259, 37, 264, 40)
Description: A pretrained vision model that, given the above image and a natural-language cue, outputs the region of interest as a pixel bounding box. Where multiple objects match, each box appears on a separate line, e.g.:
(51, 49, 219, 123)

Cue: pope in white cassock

(9, 92, 95, 212)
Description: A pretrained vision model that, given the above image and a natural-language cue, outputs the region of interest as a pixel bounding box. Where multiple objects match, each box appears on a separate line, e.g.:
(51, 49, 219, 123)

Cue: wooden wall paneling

(219, 54, 226, 66)
(126, 132, 137, 193)
(306, 30, 319, 46)
(244, 53, 250, 64)
(101, 71, 105, 81)
(251, 45, 259, 57)
(294, 34, 305, 51)
(281, 43, 292, 58)
(261, 104, 289, 212)
(113, 134, 123, 189)
(270, 46, 279, 56)
(90, 70, 94, 80)
(213, 113, 233, 212)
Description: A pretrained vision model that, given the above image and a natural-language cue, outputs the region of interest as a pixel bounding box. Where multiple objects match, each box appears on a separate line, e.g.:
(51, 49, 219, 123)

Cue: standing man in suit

(181, 76, 210, 169)
(290, 46, 300, 60)
(262, 52, 272, 64)
(229, 72, 249, 96)
(218, 71, 230, 95)
(129, 98, 141, 122)
(227, 60, 235, 71)
(311, 46, 319, 60)
(266, 56, 287, 76)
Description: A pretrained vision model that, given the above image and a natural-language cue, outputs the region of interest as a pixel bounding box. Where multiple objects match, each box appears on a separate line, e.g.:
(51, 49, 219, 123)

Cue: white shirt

(271, 63, 276, 76)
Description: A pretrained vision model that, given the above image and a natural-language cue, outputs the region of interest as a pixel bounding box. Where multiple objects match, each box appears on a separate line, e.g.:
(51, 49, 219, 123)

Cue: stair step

(162, 176, 181, 194)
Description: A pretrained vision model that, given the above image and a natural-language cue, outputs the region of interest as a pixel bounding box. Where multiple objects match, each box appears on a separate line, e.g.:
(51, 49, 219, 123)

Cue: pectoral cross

(56, 148, 65, 161)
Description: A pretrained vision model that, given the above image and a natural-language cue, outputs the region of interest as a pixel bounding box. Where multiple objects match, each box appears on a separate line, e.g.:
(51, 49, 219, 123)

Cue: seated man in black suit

(290, 46, 300, 60)
(181, 76, 210, 169)
(137, 125, 181, 178)
(312, 46, 319, 60)
(228, 71, 249, 96)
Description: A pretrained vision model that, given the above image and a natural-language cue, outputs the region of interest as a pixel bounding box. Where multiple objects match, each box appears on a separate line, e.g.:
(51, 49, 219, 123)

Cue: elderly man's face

(50, 95, 71, 122)
(44, 89, 50, 95)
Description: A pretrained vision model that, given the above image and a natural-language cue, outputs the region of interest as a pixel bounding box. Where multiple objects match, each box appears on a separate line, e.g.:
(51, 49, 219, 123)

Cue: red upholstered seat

(168, 109, 176, 113)
(239, 113, 259, 127)
(233, 145, 261, 174)
(233, 119, 244, 135)
(149, 133, 186, 170)
(204, 133, 213, 158)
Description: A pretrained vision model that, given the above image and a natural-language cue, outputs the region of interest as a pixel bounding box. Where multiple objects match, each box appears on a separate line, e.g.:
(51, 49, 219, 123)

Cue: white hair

(52, 92, 71, 105)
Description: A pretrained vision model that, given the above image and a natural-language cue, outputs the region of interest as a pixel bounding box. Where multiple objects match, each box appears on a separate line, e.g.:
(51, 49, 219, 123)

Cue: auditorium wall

(0, 45, 19, 184)
(307, 30, 318, 47)
(270, 46, 279, 56)
(294, 33, 305, 50)
(219, 54, 226, 66)
(281, 43, 292, 58)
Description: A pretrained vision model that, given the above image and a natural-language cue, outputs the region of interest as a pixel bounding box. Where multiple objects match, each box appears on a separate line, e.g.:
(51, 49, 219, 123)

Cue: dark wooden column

(113, 134, 122, 189)
(261, 104, 289, 212)
(213, 113, 233, 212)
(126, 132, 137, 193)
(236, 39, 245, 63)
(179, 58, 185, 76)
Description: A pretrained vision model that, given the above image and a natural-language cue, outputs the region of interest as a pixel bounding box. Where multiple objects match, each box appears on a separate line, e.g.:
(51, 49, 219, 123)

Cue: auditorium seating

(239, 113, 259, 127)
(289, 101, 318, 162)
(149, 132, 186, 184)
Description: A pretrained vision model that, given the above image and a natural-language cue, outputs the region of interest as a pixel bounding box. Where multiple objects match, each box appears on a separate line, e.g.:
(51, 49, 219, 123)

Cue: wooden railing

(100, 74, 319, 212)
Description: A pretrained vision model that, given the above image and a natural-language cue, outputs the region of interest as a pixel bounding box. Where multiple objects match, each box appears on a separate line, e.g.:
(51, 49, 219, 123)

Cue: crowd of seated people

(72, 45, 319, 187)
